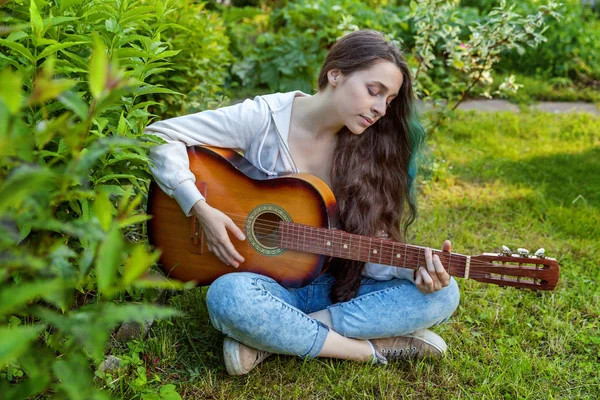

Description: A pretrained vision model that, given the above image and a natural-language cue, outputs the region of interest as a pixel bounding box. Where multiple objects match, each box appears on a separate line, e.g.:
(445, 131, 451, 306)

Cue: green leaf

(71, 137, 135, 176)
(120, 6, 156, 25)
(6, 31, 28, 42)
(43, 16, 79, 32)
(160, 384, 182, 400)
(53, 351, 93, 400)
(37, 41, 86, 60)
(29, 77, 76, 106)
(0, 39, 35, 63)
(116, 48, 151, 59)
(58, 91, 89, 119)
(89, 37, 108, 99)
(93, 187, 114, 232)
(123, 245, 160, 285)
(0, 280, 63, 315)
(117, 112, 129, 135)
(134, 86, 181, 96)
(95, 174, 139, 184)
(59, 0, 83, 14)
(95, 224, 124, 296)
(0, 68, 23, 114)
(0, 325, 45, 366)
(118, 214, 151, 229)
(0, 166, 55, 213)
(30, 0, 44, 39)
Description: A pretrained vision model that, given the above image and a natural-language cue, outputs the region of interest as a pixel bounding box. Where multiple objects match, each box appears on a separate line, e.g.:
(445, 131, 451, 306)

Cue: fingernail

(239, 234, 246, 240)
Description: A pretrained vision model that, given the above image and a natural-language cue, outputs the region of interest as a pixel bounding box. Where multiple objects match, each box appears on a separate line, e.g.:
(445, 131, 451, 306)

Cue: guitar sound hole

(253, 212, 282, 249)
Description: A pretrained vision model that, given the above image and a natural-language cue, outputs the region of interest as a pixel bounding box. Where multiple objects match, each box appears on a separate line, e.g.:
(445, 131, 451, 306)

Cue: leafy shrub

(0, 0, 190, 397)
(226, 0, 409, 93)
(408, 0, 561, 129)
(462, 0, 600, 83)
(145, 0, 234, 116)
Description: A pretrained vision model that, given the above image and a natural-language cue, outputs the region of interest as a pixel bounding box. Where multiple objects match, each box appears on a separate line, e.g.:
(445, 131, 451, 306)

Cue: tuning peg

(501, 245, 512, 255)
(534, 248, 546, 258)
(517, 248, 529, 257)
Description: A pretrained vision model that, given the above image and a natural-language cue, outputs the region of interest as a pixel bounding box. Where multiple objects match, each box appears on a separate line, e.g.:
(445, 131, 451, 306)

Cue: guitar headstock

(469, 246, 560, 291)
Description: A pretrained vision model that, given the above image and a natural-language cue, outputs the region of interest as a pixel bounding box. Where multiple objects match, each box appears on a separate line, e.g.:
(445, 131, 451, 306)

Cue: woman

(146, 30, 460, 375)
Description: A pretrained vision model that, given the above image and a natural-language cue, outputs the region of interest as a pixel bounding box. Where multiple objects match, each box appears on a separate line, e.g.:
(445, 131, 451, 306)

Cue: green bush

(225, 0, 409, 94)
(0, 0, 191, 397)
(463, 0, 600, 83)
(145, 0, 234, 116)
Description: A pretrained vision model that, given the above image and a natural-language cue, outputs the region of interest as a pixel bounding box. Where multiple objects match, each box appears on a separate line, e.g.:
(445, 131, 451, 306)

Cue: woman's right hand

(191, 200, 246, 268)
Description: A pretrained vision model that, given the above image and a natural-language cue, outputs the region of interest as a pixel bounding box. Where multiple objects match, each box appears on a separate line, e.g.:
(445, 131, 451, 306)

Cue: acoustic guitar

(147, 146, 559, 291)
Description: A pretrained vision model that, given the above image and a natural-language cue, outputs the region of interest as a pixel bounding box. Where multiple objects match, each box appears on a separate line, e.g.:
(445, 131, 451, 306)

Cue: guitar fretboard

(279, 222, 469, 277)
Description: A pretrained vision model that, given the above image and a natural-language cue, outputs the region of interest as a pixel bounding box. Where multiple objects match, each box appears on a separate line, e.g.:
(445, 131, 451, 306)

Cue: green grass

(470, 73, 600, 105)
(103, 110, 600, 399)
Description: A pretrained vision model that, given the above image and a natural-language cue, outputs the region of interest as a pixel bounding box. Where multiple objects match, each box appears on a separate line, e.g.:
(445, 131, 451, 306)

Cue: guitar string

(188, 211, 550, 272)
(207, 216, 548, 271)
(221, 212, 548, 259)
(263, 242, 549, 273)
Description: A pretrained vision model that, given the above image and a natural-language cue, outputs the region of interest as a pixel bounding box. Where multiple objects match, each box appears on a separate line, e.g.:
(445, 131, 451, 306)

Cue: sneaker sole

(223, 337, 247, 375)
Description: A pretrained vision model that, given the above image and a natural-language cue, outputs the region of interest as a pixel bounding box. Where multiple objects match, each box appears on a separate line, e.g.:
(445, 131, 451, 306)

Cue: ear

(327, 69, 342, 87)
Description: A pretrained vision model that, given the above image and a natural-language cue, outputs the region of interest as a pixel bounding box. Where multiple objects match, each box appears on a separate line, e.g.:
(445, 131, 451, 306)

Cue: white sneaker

(223, 337, 273, 375)
(369, 329, 447, 364)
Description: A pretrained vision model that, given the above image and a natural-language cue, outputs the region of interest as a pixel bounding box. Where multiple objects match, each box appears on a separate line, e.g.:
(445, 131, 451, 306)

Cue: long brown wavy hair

(318, 30, 426, 303)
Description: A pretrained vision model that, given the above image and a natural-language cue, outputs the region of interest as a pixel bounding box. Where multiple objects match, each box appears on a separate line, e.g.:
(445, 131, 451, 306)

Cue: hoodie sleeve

(362, 262, 416, 282)
(145, 96, 268, 216)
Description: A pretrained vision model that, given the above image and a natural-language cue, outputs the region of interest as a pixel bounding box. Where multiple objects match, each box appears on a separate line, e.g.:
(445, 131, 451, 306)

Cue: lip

(360, 115, 374, 126)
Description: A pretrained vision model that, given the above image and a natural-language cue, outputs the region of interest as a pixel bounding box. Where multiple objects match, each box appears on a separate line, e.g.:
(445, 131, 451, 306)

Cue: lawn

(104, 110, 600, 399)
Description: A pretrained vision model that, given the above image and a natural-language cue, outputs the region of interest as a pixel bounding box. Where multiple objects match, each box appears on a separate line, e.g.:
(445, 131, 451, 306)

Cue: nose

(371, 98, 387, 118)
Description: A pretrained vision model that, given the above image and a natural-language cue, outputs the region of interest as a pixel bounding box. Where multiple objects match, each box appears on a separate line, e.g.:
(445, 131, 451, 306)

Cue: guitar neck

(279, 222, 470, 278)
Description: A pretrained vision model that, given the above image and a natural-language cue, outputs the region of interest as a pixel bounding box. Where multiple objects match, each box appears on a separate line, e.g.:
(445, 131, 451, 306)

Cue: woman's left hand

(414, 240, 452, 294)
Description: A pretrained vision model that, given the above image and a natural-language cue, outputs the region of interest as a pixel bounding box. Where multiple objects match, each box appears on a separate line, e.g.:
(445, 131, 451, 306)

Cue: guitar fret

(303, 225, 306, 252)
(358, 236, 361, 262)
(392, 242, 395, 266)
(379, 239, 383, 264)
(368, 238, 372, 262)
(348, 235, 352, 260)
(403, 244, 408, 268)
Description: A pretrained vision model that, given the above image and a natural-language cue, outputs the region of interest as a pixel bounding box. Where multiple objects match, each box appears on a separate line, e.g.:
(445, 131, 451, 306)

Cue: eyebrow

(371, 81, 398, 98)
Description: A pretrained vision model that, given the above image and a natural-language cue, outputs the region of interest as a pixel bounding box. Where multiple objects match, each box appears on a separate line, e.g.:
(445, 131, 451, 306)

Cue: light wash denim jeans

(206, 272, 460, 359)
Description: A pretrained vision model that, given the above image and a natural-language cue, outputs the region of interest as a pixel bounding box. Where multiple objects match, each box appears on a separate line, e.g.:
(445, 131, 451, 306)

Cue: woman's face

(331, 60, 404, 134)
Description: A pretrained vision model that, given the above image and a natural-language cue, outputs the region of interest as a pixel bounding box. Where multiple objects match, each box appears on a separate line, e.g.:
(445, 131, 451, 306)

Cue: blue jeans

(206, 272, 460, 359)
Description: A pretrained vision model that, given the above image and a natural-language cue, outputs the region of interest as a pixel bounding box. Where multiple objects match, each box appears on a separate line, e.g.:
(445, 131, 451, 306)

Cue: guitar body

(147, 146, 338, 288)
